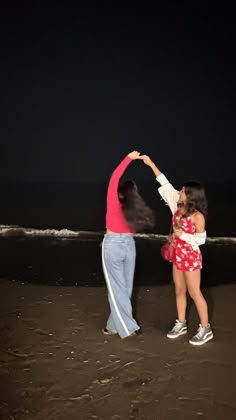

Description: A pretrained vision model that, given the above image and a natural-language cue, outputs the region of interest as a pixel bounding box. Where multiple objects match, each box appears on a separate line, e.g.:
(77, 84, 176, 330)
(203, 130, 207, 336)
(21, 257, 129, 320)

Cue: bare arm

(139, 155, 162, 177)
(140, 154, 179, 215)
(192, 212, 206, 233)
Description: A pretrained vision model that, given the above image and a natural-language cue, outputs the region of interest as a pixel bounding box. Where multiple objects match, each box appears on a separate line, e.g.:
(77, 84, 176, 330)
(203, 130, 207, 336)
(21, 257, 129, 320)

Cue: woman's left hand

(174, 228, 183, 238)
(128, 151, 141, 160)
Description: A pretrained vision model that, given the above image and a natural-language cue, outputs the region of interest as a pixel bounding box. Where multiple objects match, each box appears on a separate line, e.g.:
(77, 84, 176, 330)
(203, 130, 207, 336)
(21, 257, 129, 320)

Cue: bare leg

(185, 270, 208, 327)
(172, 264, 187, 321)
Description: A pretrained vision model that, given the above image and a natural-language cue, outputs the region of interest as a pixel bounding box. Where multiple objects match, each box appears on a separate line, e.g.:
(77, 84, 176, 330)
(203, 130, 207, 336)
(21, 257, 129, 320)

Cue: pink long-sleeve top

(105, 156, 134, 233)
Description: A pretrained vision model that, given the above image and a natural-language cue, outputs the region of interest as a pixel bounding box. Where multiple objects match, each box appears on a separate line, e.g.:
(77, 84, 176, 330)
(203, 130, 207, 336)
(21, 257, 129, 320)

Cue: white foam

(0, 225, 235, 244)
(135, 232, 236, 244)
(0, 225, 102, 238)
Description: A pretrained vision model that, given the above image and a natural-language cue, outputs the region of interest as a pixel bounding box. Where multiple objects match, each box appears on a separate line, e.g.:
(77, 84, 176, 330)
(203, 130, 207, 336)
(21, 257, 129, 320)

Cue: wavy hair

(182, 181, 207, 219)
(118, 180, 155, 232)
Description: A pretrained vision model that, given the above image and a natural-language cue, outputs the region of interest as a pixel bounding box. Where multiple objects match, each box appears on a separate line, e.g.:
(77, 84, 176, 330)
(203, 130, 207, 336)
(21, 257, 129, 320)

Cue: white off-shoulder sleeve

(179, 231, 206, 250)
(155, 173, 180, 215)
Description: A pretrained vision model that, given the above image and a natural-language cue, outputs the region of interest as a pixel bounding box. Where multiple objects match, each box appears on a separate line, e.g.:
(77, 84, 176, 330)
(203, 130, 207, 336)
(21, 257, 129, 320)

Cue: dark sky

(0, 2, 235, 184)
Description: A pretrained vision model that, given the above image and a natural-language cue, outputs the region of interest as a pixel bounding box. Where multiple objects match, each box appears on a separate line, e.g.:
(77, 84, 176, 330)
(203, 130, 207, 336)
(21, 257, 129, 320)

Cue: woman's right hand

(128, 151, 141, 160)
(139, 155, 162, 177)
(139, 155, 154, 167)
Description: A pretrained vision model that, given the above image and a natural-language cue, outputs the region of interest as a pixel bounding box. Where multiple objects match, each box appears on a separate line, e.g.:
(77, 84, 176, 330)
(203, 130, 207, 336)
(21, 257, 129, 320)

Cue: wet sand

(0, 236, 235, 287)
(0, 278, 236, 420)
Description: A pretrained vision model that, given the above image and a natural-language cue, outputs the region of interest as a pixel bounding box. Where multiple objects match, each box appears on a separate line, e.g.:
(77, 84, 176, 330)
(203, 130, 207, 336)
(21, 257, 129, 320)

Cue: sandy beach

(0, 277, 236, 420)
(1, 1, 236, 418)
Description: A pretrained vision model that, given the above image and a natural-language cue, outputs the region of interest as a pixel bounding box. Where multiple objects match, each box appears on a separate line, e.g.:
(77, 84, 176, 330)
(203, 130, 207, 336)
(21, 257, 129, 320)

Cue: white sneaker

(189, 324, 213, 346)
(167, 320, 187, 339)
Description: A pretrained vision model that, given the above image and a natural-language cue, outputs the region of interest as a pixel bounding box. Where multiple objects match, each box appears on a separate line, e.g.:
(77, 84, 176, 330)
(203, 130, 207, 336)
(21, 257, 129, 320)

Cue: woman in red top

(102, 151, 155, 338)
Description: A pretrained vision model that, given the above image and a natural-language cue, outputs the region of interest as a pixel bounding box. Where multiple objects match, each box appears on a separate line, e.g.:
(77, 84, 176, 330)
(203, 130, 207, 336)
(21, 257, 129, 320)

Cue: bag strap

(168, 212, 181, 239)
(169, 218, 173, 234)
(167, 219, 173, 241)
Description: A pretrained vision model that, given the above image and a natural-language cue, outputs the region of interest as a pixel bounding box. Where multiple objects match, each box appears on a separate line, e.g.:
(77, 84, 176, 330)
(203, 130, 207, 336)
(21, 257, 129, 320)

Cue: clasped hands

(128, 151, 154, 167)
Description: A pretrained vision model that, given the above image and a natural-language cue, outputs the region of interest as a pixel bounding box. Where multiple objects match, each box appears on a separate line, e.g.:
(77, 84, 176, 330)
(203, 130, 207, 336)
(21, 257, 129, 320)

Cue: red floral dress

(172, 209, 202, 272)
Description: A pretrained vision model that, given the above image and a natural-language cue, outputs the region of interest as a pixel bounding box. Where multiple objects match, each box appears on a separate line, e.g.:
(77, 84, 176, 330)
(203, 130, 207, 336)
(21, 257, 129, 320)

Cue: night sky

(1, 2, 235, 185)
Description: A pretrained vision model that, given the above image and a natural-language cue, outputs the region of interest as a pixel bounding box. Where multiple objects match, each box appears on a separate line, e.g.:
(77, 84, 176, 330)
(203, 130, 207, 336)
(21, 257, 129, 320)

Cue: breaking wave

(0, 225, 235, 245)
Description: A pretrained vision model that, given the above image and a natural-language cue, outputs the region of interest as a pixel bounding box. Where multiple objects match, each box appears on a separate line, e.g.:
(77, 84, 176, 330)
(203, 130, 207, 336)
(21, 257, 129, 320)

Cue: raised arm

(139, 155, 162, 177)
(107, 151, 141, 206)
(140, 155, 180, 214)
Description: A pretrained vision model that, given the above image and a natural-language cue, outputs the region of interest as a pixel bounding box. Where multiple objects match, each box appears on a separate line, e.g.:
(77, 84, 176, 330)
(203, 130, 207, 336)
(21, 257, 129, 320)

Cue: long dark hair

(118, 180, 155, 232)
(182, 181, 207, 219)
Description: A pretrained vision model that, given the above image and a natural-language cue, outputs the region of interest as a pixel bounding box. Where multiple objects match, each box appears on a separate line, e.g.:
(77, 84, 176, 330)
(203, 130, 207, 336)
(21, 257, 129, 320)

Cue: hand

(139, 155, 154, 167)
(174, 228, 183, 238)
(128, 150, 141, 160)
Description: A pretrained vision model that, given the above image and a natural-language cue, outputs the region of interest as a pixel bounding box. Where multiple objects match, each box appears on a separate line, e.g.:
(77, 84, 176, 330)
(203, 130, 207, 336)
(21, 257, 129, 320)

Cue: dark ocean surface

(0, 181, 235, 289)
(0, 181, 235, 237)
(0, 236, 235, 288)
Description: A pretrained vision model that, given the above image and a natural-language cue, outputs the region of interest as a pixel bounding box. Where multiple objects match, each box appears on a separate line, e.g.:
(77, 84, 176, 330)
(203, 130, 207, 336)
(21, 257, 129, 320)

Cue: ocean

(0, 181, 235, 236)
(0, 181, 235, 289)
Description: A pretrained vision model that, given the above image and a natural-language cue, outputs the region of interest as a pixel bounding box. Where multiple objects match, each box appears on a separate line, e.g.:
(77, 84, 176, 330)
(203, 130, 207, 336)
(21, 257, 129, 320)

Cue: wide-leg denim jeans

(102, 233, 140, 338)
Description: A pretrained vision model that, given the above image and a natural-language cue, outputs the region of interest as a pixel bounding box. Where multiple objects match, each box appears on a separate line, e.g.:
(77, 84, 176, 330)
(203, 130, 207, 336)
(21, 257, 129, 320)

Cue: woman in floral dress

(140, 154, 213, 346)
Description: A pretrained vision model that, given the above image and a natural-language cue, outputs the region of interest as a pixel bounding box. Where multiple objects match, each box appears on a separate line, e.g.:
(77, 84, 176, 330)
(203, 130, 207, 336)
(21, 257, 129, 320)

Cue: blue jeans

(102, 233, 140, 338)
